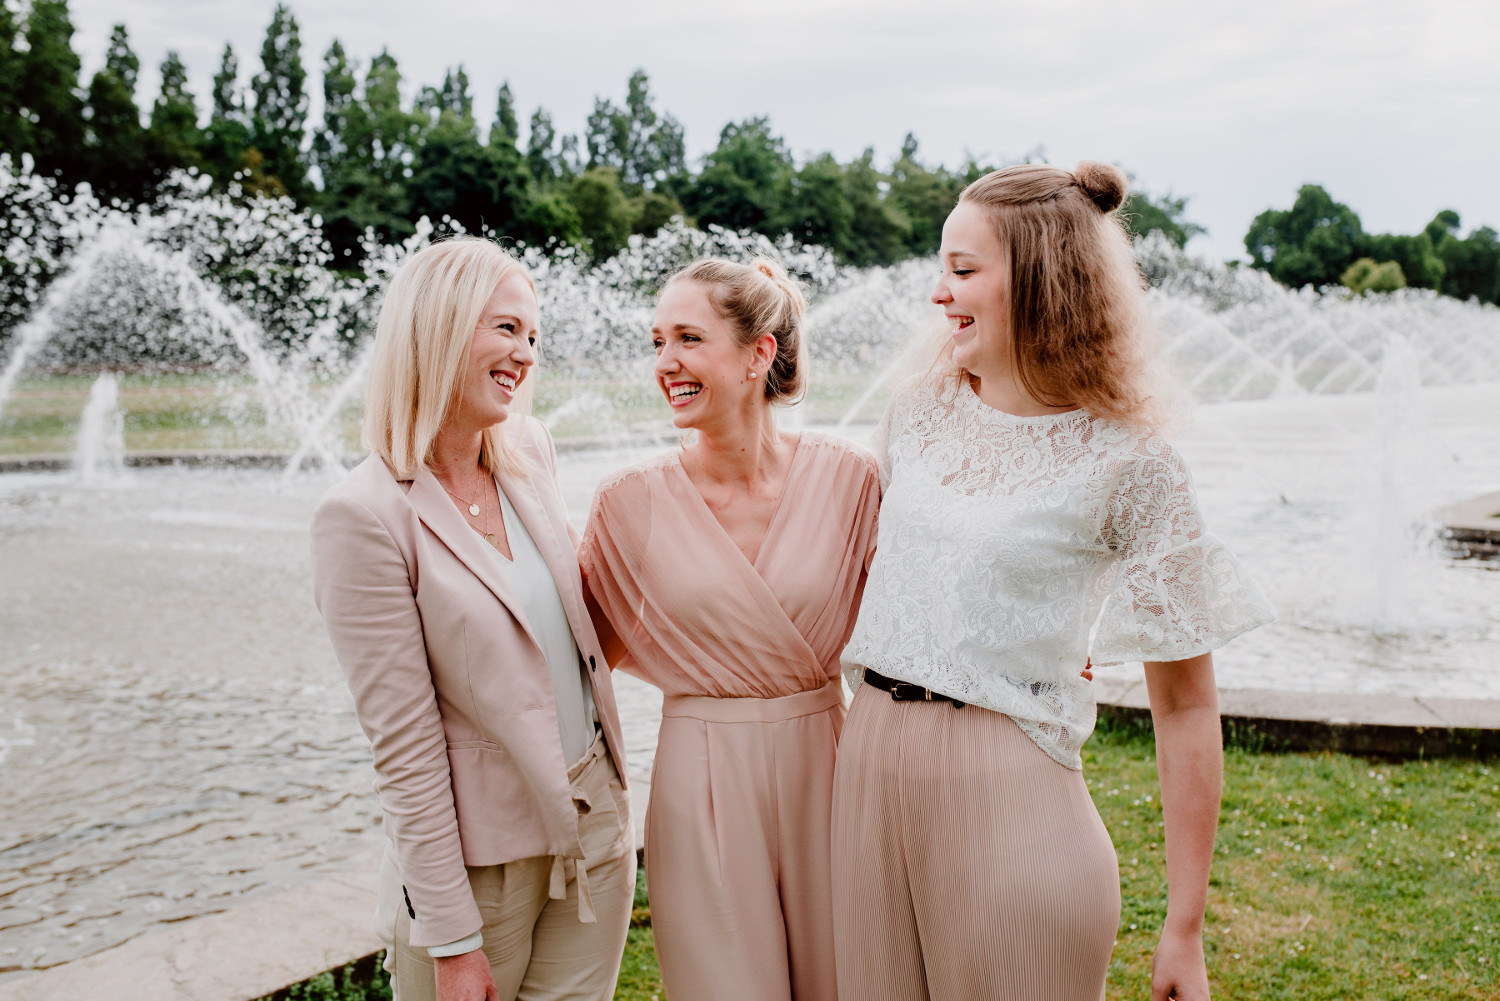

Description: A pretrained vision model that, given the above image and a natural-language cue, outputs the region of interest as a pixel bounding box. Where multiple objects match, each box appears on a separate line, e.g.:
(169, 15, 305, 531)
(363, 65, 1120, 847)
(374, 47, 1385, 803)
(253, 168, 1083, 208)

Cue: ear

(752, 332, 777, 373)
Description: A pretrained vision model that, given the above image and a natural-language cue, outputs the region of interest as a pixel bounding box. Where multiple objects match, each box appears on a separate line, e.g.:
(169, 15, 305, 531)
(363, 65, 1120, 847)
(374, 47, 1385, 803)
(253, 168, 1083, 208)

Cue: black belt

(862, 668, 965, 707)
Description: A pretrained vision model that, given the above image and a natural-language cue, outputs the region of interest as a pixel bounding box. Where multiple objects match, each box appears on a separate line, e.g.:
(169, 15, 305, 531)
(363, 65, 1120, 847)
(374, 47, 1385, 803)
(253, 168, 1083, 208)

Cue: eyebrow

(942, 250, 979, 261)
(649, 323, 708, 335)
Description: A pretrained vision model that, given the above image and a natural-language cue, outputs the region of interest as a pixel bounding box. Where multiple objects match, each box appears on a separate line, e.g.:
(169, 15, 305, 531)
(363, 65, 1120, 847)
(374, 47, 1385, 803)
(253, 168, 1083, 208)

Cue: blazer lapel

(408, 466, 542, 653)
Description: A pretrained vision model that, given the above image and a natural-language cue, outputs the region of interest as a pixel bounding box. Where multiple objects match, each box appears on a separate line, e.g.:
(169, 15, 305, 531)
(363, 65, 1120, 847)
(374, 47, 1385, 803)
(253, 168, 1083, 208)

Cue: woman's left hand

(1151, 924, 1210, 1001)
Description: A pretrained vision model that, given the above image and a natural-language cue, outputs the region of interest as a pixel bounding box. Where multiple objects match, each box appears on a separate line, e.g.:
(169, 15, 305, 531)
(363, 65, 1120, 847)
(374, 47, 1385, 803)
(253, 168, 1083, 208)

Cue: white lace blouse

(840, 376, 1275, 770)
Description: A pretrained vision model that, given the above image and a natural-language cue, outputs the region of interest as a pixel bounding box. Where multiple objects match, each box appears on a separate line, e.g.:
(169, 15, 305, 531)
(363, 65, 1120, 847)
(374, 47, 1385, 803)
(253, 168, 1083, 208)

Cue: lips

(948, 315, 975, 334)
(491, 371, 518, 394)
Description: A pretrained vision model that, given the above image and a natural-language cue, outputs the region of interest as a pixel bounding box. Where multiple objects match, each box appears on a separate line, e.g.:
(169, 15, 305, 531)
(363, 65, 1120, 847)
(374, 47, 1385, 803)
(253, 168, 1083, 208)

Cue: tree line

(1246, 185, 1500, 303)
(3, 0, 1497, 306)
(0, 0, 1206, 272)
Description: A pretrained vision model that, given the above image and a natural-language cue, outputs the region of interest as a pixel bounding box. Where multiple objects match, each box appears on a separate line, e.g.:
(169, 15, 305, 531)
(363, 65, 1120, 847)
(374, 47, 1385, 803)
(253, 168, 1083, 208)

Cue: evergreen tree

(491, 82, 518, 149)
(250, 3, 308, 200)
(85, 24, 150, 203)
(201, 43, 252, 188)
(148, 51, 201, 176)
(780, 153, 852, 255)
(17, 0, 86, 183)
(0, 1, 24, 157)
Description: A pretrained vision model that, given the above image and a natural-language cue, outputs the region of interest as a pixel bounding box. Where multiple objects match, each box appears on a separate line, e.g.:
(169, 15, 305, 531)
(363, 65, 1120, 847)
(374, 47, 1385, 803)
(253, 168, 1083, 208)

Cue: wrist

(1162, 911, 1205, 938)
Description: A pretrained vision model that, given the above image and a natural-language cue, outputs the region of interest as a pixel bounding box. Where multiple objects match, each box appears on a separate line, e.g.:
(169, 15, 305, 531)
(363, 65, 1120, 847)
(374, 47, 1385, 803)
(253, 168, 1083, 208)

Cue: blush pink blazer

(310, 417, 628, 948)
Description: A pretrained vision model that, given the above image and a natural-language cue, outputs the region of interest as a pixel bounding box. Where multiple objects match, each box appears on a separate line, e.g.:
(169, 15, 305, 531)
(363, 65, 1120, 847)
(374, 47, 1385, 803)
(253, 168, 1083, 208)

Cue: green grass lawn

(0, 371, 888, 458)
(611, 722, 1499, 1001)
(251, 720, 1498, 1001)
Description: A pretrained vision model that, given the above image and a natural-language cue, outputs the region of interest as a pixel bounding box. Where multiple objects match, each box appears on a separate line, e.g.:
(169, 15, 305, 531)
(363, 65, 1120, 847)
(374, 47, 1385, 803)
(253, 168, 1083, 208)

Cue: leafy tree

(491, 82, 518, 149)
(409, 68, 531, 239)
(84, 24, 150, 203)
(1428, 212, 1500, 304)
(148, 51, 201, 176)
(250, 3, 309, 200)
(569, 166, 634, 258)
(1341, 257, 1405, 294)
(1120, 190, 1206, 249)
(201, 44, 252, 188)
(0, 1, 24, 158)
(516, 189, 582, 249)
(683, 117, 792, 235)
(631, 188, 682, 236)
(323, 49, 421, 252)
(780, 153, 851, 255)
(584, 69, 685, 190)
(526, 106, 558, 185)
(17, 0, 86, 183)
(1364, 232, 1443, 290)
(887, 133, 963, 256)
(309, 39, 366, 263)
(839, 148, 910, 266)
(1245, 184, 1367, 289)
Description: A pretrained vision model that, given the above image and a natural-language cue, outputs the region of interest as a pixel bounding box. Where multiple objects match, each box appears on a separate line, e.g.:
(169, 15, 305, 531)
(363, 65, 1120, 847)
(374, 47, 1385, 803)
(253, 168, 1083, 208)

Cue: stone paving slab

(0, 871, 383, 1001)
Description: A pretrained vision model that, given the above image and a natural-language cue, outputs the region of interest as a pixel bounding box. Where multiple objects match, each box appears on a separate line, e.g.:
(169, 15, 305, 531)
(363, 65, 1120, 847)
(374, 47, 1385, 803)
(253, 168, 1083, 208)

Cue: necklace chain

(438, 464, 507, 554)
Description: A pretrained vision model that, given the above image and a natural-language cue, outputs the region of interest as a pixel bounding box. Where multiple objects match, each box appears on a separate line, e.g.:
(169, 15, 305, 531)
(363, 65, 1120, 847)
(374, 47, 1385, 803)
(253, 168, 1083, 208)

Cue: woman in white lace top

(832, 162, 1274, 1001)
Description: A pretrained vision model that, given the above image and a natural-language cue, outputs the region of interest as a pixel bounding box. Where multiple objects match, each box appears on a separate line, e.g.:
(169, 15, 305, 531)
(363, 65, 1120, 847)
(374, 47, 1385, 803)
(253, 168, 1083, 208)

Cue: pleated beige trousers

(831, 683, 1120, 1001)
(646, 681, 843, 1001)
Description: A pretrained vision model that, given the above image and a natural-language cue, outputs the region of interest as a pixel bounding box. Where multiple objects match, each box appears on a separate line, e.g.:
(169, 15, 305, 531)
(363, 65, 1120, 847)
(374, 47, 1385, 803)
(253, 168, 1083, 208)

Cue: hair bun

(751, 256, 807, 321)
(1074, 161, 1127, 213)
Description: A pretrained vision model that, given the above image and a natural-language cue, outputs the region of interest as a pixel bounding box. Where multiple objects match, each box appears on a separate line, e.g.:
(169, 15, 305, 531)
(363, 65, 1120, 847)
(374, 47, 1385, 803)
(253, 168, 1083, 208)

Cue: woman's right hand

(435, 949, 499, 1001)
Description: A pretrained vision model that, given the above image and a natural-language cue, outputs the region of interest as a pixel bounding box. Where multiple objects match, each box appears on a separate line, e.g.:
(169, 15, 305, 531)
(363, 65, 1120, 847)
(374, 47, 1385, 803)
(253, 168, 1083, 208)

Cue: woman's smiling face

(651, 279, 762, 430)
(931, 199, 1012, 380)
(450, 272, 538, 434)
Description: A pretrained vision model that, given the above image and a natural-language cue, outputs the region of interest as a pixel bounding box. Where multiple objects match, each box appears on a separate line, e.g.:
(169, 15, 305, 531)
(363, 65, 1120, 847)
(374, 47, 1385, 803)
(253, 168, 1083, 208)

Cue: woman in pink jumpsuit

(581, 258, 878, 1001)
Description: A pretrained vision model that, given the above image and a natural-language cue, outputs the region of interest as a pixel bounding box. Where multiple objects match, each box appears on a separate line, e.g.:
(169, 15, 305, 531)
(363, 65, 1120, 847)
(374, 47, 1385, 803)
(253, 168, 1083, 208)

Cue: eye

(651, 338, 664, 352)
(681, 333, 700, 343)
(953, 268, 974, 277)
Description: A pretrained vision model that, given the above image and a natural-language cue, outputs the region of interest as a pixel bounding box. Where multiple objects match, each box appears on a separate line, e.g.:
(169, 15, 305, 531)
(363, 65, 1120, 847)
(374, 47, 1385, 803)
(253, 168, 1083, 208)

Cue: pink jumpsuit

(581, 432, 879, 1001)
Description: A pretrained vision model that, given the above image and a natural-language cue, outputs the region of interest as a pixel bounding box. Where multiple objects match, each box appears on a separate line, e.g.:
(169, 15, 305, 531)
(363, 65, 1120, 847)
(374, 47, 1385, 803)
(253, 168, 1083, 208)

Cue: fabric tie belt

(662, 678, 844, 724)
(547, 729, 614, 924)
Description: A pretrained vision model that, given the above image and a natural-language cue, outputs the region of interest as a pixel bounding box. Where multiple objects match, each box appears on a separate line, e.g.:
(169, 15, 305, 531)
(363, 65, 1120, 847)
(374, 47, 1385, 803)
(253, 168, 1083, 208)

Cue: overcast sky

(67, 0, 1500, 262)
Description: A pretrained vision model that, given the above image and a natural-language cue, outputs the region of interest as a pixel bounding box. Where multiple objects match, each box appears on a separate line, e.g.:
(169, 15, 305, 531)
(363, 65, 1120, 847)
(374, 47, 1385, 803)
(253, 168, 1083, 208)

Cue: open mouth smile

(492, 371, 518, 394)
(666, 382, 702, 407)
(949, 315, 975, 334)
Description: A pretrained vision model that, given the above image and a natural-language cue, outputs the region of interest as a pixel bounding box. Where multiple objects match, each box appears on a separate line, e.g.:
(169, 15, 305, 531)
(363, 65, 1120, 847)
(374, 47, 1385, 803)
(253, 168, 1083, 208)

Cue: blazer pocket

(445, 739, 501, 750)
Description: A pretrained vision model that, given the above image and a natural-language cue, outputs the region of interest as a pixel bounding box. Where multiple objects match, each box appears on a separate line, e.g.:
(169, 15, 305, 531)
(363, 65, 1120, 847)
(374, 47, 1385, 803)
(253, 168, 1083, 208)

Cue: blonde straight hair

(363, 238, 537, 478)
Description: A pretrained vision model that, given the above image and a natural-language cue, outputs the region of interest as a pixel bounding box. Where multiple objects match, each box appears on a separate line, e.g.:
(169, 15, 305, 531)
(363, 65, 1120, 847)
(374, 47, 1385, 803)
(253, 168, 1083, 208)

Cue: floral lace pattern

(842, 377, 1275, 769)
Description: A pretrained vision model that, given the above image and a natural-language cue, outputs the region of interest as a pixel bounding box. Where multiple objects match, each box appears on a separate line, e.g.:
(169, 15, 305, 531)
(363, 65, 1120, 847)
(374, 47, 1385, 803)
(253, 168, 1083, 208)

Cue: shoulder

(1088, 417, 1192, 492)
(591, 448, 679, 508)
(512, 415, 556, 470)
(798, 431, 879, 482)
(314, 454, 402, 523)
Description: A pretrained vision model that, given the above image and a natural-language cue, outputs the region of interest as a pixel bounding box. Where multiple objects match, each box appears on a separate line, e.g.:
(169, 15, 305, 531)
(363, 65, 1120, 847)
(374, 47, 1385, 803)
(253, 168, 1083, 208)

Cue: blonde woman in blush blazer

(311, 238, 634, 1001)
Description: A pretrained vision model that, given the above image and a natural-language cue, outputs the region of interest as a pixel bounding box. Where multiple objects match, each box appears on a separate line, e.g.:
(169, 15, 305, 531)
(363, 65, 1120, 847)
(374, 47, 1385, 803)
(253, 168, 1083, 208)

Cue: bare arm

(1143, 651, 1221, 1001)
(582, 576, 626, 668)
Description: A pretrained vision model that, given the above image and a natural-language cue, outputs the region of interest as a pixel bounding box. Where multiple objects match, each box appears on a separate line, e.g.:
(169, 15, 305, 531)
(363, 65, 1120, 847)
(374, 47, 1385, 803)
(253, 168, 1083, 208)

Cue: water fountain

(1, 179, 1497, 982)
(72, 373, 126, 482)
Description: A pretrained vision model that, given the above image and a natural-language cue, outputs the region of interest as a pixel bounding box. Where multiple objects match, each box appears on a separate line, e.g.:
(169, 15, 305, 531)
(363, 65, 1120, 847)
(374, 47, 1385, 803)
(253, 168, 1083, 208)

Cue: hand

(435, 948, 499, 1001)
(1151, 924, 1210, 1001)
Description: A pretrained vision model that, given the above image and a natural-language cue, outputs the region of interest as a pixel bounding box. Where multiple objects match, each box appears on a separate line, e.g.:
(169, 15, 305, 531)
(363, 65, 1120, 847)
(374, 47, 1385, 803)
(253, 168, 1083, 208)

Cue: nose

(931, 275, 952, 306)
(654, 341, 679, 377)
(514, 334, 537, 368)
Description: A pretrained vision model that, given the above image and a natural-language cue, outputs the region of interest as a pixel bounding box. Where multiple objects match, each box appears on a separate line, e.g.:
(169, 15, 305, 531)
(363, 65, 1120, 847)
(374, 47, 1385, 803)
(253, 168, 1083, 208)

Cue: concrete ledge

(1437, 490, 1500, 560)
(0, 874, 382, 1001)
(1094, 679, 1500, 757)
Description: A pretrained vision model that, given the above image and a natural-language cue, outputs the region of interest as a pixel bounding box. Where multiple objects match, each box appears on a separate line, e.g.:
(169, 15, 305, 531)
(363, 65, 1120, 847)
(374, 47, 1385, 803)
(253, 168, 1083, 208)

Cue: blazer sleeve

(310, 489, 482, 947)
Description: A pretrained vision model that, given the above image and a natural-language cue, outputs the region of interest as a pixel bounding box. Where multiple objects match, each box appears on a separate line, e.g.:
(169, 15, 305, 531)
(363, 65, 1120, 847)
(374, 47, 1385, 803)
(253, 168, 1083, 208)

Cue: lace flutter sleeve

(871, 381, 916, 492)
(1091, 440, 1275, 665)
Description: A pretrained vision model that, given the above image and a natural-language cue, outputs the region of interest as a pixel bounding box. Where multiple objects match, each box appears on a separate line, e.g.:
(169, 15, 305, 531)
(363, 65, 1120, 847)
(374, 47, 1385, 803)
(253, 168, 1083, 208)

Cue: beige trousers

(646, 681, 843, 1001)
(387, 732, 636, 1001)
(831, 684, 1120, 1001)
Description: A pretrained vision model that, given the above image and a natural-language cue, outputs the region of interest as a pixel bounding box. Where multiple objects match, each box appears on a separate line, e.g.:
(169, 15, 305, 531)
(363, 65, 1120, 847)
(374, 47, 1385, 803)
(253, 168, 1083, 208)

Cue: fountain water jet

(72, 372, 126, 482)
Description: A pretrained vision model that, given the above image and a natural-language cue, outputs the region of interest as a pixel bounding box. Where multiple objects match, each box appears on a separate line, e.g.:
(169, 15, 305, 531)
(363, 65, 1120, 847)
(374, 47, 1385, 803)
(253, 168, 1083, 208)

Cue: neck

(968, 358, 1074, 417)
(686, 405, 784, 486)
(429, 422, 485, 484)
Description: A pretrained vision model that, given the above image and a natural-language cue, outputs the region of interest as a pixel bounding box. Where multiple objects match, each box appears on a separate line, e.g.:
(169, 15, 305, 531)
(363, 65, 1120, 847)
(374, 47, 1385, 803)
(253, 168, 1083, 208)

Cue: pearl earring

(749, 370, 758, 379)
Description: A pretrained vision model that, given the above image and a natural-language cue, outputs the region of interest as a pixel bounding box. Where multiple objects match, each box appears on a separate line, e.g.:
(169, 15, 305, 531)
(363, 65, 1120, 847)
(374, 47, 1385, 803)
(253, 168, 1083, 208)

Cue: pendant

(469, 503, 481, 517)
(485, 532, 497, 547)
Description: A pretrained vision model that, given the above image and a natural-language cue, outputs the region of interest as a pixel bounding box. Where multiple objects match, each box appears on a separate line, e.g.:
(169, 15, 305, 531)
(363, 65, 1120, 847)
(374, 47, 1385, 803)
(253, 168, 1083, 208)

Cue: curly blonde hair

(941, 161, 1164, 427)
